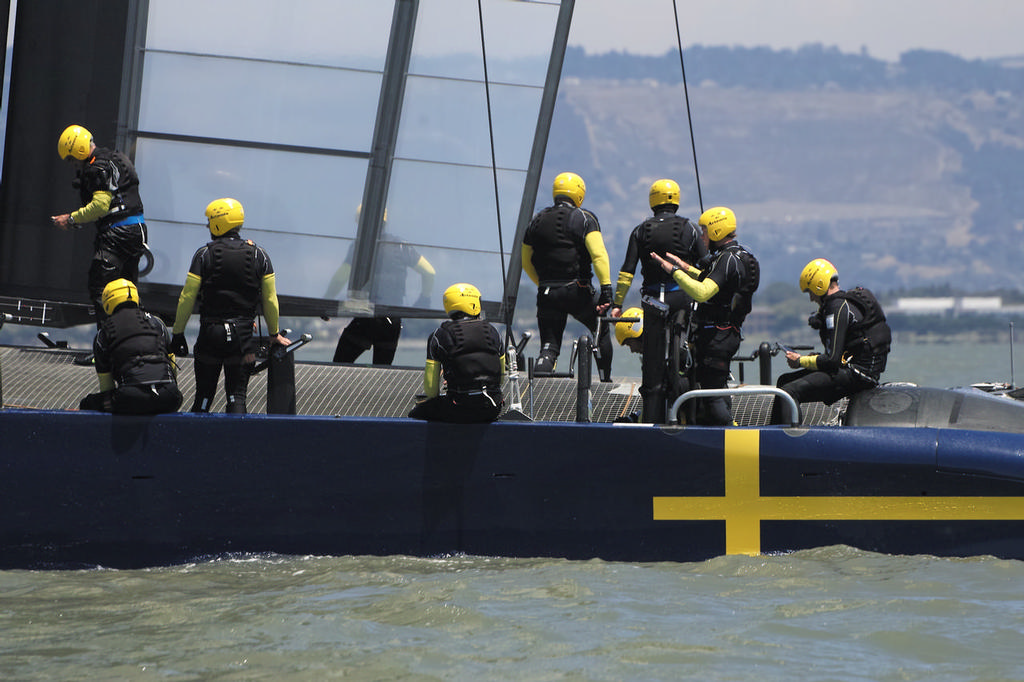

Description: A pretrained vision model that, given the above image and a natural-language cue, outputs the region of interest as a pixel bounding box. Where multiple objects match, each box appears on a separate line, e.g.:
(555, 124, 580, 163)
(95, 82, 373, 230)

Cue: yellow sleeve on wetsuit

(97, 372, 114, 392)
(172, 273, 201, 334)
(324, 262, 350, 299)
(423, 359, 442, 398)
(71, 190, 112, 224)
(613, 271, 634, 307)
(799, 354, 820, 370)
(415, 255, 436, 297)
(521, 244, 539, 285)
(261, 273, 281, 335)
(584, 231, 611, 286)
(670, 267, 719, 303)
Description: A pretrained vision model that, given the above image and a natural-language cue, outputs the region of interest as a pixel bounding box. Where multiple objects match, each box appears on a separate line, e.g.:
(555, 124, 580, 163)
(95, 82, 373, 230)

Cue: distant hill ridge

(540, 46, 1024, 294)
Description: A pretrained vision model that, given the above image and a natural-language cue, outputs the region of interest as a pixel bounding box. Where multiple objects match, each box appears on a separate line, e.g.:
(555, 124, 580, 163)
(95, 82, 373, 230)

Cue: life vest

(823, 286, 892, 375)
(100, 307, 175, 387)
(637, 214, 703, 287)
(439, 318, 503, 392)
(200, 237, 261, 320)
(696, 243, 759, 327)
(77, 147, 144, 227)
(526, 203, 593, 284)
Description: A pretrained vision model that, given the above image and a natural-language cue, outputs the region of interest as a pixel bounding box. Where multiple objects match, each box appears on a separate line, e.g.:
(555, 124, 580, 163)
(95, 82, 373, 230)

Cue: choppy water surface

(3, 548, 1024, 681)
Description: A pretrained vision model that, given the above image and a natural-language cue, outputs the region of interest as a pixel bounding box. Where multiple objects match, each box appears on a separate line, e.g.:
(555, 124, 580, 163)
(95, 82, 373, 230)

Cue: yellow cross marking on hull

(653, 429, 1024, 556)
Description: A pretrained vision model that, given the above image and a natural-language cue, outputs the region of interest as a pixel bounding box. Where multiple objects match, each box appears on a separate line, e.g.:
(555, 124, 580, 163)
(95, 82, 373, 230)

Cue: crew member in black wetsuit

(169, 198, 291, 413)
(612, 306, 690, 422)
(522, 172, 613, 381)
(610, 179, 707, 422)
(324, 206, 435, 365)
(409, 283, 504, 423)
(651, 206, 760, 425)
(50, 124, 149, 326)
(769, 258, 892, 425)
(79, 278, 182, 415)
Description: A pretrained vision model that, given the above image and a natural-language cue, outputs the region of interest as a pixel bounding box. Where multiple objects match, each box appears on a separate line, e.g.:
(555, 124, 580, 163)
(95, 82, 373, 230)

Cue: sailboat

(2, 1, 1024, 570)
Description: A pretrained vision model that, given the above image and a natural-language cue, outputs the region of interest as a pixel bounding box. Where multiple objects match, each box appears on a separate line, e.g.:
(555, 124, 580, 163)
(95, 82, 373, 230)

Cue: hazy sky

(569, 0, 1024, 63)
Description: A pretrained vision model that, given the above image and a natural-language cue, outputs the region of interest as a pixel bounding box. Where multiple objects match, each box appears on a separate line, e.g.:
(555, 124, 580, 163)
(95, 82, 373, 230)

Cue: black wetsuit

(408, 315, 504, 423)
(523, 198, 612, 379)
(616, 207, 707, 422)
(81, 303, 181, 414)
(772, 287, 891, 424)
(186, 232, 276, 413)
(691, 241, 759, 425)
(74, 147, 148, 323)
(333, 236, 424, 365)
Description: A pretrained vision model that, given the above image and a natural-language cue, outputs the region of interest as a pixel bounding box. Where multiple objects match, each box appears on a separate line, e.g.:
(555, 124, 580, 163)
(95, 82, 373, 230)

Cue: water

(3, 549, 1024, 681)
(3, 342, 1024, 680)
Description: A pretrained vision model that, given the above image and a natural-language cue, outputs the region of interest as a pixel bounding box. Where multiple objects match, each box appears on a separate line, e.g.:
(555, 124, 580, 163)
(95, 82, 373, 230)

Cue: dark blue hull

(3, 408, 1024, 569)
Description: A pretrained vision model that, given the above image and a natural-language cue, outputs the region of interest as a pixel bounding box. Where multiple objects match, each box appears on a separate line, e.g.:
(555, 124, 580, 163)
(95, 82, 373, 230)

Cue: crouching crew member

(79, 278, 182, 414)
(409, 283, 504, 423)
(770, 258, 891, 425)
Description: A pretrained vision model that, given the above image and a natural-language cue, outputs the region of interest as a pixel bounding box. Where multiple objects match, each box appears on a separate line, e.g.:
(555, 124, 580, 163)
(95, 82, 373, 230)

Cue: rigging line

(671, 0, 704, 214)
(476, 0, 513, 343)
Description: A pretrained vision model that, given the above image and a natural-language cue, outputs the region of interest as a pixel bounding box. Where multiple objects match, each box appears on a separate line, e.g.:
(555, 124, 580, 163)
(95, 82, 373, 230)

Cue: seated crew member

(650, 206, 760, 425)
(408, 283, 504, 424)
(610, 178, 707, 422)
(324, 205, 435, 364)
(613, 306, 691, 422)
(769, 258, 892, 425)
(169, 198, 290, 414)
(521, 172, 613, 381)
(79, 278, 183, 415)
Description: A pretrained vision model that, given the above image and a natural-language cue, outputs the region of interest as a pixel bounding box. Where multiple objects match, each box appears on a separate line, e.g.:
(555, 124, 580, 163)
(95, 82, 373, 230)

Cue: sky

(569, 0, 1024, 63)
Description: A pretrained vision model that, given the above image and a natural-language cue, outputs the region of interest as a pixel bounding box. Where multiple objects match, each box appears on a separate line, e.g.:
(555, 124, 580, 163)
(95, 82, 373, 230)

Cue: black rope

(476, 0, 514, 348)
(671, 0, 704, 214)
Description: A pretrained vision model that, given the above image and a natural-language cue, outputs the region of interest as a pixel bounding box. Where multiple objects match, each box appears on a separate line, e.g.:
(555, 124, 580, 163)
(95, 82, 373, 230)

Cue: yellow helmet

(699, 206, 737, 242)
(552, 172, 586, 207)
(649, 179, 680, 208)
(101, 278, 139, 316)
(799, 258, 838, 296)
(57, 124, 93, 161)
(614, 307, 644, 345)
(442, 282, 482, 317)
(205, 198, 245, 236)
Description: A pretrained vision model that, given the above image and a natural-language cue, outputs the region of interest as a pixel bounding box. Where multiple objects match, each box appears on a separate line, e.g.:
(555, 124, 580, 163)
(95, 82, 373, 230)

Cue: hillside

(540, 46, 1024, 294)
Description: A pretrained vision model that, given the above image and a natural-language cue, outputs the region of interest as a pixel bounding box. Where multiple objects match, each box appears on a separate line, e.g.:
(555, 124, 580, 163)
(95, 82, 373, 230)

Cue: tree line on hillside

(564, 45, 1024, 93)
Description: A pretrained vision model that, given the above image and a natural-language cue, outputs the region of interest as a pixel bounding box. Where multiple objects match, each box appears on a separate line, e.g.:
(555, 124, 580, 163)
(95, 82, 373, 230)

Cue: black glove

(169, 333, 189, 356)
(597, 285, 613, 308)
(807, 312, 823, 330)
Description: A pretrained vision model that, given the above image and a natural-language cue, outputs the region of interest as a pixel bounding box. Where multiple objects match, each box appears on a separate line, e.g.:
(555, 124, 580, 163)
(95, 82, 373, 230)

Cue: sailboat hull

(3, 409, 1024, 569)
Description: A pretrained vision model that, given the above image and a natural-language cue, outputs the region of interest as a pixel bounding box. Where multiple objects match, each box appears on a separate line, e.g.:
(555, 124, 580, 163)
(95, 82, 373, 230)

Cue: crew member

(610, 179, 707, 422)
(613, 306, 691, 421)
(522, 172, 613, 381)
(79, 278, 182, 415)
(324, 206, 435, 365)
(651, 206, 760, 425)
(770, 258, 892, 425)
(169, 198, 291, 413)
(409, 283, 504, 423)
(50, 124, 149, 326)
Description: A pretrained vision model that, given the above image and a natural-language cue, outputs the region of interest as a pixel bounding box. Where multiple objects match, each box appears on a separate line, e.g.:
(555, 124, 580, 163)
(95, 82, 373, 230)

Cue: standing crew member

(409, 283, 504, 423)
(770, 258, 891, 425)
(51, 124, 149, 325)
(79, 278, 182, 415)
(324, 207, 435, 365)
(610, 179, 707, 422)
(651, 206, 759, 425)
(169, 198, 291, 413)
(613, 306, 690, 422)
(522, 172, 613, 381)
